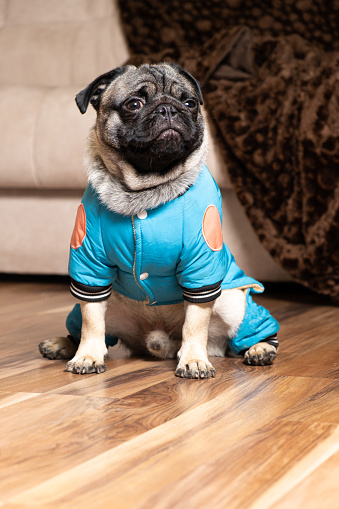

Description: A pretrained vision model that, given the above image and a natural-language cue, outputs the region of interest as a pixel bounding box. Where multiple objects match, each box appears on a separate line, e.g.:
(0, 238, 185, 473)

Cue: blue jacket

(68, 165, 279, 354)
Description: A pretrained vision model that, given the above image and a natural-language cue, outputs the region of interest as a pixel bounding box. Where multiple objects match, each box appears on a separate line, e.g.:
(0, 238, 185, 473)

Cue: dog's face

(76, 63, 206, 191)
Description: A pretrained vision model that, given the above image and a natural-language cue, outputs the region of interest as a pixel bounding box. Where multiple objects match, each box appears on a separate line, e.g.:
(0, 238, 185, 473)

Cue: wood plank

(0, 391, 40, 409)
(133, 424, 339, 509)
(272, 449, 339, 509)
(51, 358, 177, 399)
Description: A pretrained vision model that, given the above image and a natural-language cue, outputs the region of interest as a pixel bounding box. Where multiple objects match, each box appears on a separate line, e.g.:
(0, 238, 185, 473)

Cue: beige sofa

(0, 0, 290, 282)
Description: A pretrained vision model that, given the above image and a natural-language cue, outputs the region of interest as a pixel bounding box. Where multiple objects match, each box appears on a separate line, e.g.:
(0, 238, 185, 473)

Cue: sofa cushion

(5, 0, 114, 25)
(0, 86, 94, 189)
(0, 0, 129, 87)
(0, 19, 129, 87)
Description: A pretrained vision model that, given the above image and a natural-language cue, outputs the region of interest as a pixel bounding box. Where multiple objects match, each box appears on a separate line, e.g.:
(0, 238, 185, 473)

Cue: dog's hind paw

(244, 342, 277, 366)
(64, 356, 106, 375)
(39, 336, 77, 360)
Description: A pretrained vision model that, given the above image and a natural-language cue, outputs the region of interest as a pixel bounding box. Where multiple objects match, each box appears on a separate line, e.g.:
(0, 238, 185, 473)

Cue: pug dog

(39, 63, 279, 378)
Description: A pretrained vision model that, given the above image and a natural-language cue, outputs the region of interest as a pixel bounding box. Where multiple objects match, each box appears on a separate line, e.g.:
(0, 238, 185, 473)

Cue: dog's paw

(39, 337, 77, 360)
(175, 359, 216, 379)
(64, 356, 106, 375)
(244, 342, 277, 366)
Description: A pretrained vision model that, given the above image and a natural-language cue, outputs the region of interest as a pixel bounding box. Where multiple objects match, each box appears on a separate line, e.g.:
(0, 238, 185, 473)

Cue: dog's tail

(145, 330, 179, 360)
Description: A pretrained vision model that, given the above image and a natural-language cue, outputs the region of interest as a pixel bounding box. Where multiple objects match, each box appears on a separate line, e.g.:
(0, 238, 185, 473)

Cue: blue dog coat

(67, 164, 279, 354)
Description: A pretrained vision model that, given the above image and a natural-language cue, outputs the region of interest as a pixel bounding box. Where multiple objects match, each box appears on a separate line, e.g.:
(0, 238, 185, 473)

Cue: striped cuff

(238, 334, 279, 357)
(181, 281, 222, 304)
(70, 279, 112, 302)
(264, 334, 279, 349)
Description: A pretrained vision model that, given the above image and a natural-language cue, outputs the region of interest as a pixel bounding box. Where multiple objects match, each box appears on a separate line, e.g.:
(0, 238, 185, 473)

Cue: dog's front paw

(64, 355, 106, 375)
(175, 359, 216, 379)
(39, 337, 77, 360)
(244, 342, 277, 366)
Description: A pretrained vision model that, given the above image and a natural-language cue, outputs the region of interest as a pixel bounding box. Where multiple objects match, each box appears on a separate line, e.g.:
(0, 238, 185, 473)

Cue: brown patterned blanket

(118, 0, 339, 302)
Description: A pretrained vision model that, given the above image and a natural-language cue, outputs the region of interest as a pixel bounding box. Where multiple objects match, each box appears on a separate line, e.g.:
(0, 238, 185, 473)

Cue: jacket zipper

(131, 215, 149, 304)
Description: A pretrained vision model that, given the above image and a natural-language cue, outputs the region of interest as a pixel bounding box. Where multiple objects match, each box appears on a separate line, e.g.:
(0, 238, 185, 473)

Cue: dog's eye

(184, 99, 197, 109)
(124, 98, 144, 112)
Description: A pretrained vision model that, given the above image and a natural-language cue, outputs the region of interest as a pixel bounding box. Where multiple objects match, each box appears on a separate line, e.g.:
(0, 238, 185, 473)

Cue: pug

(39, 63, 279, 378)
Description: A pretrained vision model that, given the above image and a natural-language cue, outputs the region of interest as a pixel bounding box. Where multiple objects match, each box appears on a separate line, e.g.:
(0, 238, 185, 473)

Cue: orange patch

(71, 203, 86, 249)
(202, 205, 223, 251)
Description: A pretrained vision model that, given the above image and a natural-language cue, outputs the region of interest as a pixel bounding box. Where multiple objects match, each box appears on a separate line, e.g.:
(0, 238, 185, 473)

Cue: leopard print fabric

(119, 0, 338, 55)
(119, 2, 339, 302)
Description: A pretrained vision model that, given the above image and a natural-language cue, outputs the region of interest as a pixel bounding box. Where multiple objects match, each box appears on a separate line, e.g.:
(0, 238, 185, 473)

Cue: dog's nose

(154, 104, 178, 119)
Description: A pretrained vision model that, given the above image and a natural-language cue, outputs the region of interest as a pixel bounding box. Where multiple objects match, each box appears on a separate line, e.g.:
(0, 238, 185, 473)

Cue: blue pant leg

(65, 303, 118, 348)
(227, 290, 280, 355)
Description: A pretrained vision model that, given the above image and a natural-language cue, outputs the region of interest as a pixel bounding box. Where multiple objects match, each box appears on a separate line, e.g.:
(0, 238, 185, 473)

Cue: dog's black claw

(65, 358, 107, 375)
(175, 363, 216, 379)
(39, 342, 53, 358)
(175, 368, 185, 378)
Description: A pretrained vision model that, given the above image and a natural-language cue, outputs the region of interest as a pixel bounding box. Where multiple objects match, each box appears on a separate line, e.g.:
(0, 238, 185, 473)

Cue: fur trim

(85, 129, 209, 216)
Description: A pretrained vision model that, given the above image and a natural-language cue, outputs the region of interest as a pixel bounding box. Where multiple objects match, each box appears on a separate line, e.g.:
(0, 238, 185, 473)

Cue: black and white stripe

(263, 334, 279, 349)
(181, 281, 222, 304)
(238, 334, 279, 357)
(70, 279, 112, 302)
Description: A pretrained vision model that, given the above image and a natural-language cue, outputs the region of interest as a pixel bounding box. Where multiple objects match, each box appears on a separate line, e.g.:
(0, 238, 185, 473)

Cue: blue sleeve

(176, 167, 227, 303)
(68, 185, 117, 302)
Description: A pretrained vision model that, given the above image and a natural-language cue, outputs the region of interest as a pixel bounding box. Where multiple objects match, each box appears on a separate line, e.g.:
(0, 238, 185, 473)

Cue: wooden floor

(1, 278, 339, 509)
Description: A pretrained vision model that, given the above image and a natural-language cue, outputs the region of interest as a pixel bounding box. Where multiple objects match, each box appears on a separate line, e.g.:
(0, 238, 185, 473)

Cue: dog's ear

(75, 67, 128, 114)
(167, 63, 203, 106)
